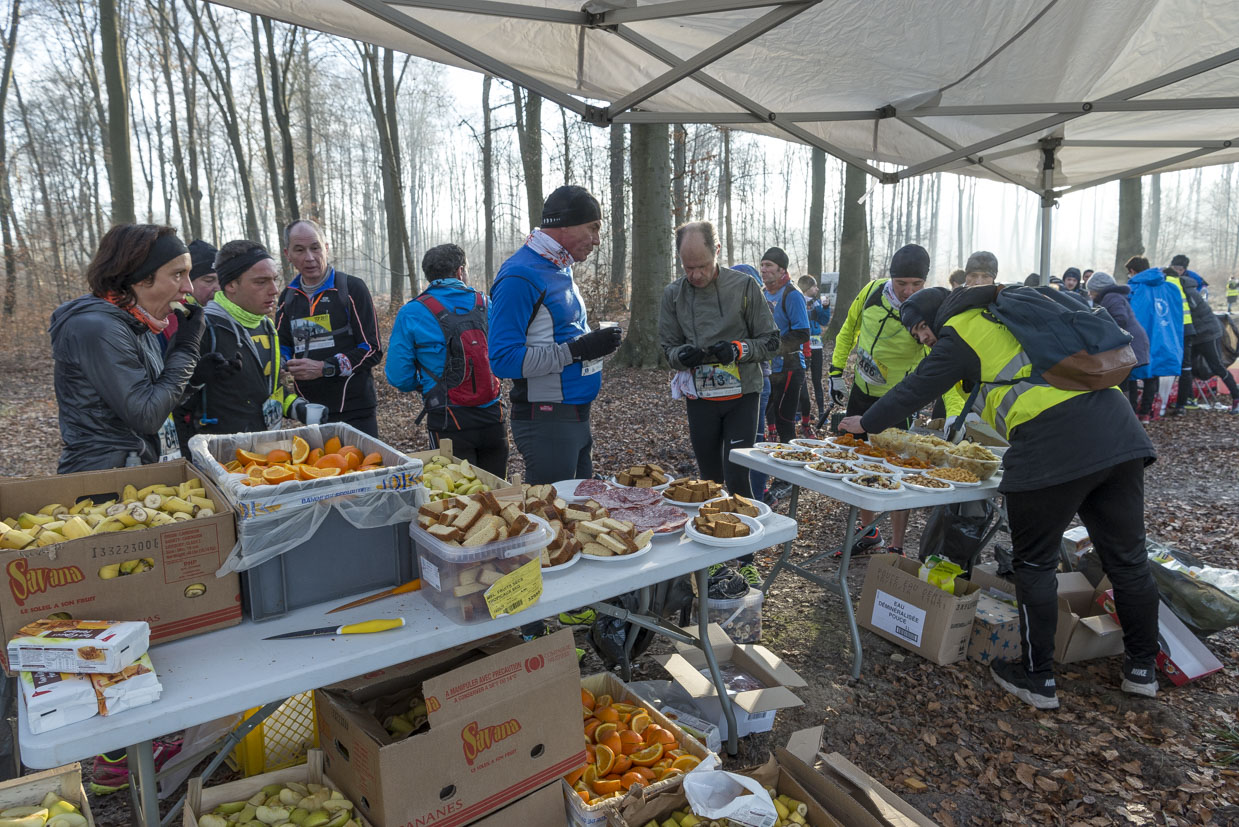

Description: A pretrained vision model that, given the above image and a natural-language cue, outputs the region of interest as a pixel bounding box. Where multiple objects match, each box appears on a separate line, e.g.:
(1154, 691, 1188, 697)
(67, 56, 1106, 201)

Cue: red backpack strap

(415, 293, 448, 317)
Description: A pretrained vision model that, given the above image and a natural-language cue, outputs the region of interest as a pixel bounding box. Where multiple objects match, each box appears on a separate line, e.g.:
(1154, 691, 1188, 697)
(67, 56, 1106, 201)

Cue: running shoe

(737, 564, 763, 589)
(1121, 658, 1159, 698)
(833, 525, 882, 558)
(990, 660, 1058, 710)
(90, 738, 183, 795)
(558, 608, 597, 626)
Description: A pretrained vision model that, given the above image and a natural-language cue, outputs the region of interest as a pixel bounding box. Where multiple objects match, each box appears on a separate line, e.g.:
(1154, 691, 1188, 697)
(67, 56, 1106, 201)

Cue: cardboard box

(411, 438, 521, 505)
(783, 727, 937, 827)
(0, 461, 240, 672)
(1097, 590, 1223, 685)
(185, 749, 371, 827)
(965, 567, 1020, 666)
(1054, 572, 1123, 663)
(0, 762, 95, 826)
(467, 782, 566, 827)
(316, 630, 584, 827)
(657, 624, 807, 740)
(566, 672, 715, 827)
(857, 555, 980, 665)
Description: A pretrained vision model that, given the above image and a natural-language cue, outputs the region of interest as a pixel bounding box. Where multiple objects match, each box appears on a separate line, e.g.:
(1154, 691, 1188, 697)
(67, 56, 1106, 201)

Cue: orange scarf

(103, 292, 169, 334)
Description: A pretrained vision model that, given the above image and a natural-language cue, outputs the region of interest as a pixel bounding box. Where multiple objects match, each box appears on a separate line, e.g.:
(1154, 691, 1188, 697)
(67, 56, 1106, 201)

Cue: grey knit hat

(1086, 271, 1116, 292)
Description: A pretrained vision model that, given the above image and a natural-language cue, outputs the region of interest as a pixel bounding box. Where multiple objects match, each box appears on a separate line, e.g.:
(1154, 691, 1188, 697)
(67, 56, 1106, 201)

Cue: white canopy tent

(217, 0, 1239, 276)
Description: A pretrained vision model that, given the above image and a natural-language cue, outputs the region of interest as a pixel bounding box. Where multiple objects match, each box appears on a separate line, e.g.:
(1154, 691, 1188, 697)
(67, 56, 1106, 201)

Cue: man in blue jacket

(489, 186, 622, 484)
(759, 247, 810, 443)
(387, 244, 507, 477)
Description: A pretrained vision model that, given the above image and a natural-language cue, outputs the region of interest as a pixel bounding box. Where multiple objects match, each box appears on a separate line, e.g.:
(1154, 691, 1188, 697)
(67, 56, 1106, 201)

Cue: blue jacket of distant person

(1128, 268, 1185, 379)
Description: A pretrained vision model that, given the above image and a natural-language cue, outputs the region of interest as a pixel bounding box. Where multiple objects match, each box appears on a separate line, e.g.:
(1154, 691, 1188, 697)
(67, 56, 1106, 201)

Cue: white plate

(663, 490, 726, 509)
(841, 474, 905, 495)
(609, 476, 672, 492)
(811, 446, 856, 460)
(790, 438, 834, 449)
(684, 513, 766, 547)
(541, 552, 582, 572)
(580, 542, 653, 563)
(770, 451, 819, 466)
(753, 442, 798, 453)
(804, 462, 857, 480)
(698, 495, 773, 523)
(850, 461, 901, 476)
(901, 477, 956, 493)
(553, 478, 611, 503)
(924, 472, 982, 487)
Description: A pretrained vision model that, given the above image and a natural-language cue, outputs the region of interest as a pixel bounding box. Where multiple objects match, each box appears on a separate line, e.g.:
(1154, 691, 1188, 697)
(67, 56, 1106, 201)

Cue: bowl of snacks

(868, 427, 910, 455)
(886, 454, 932, 471)
(925, 466, 982, 486)
(852, 460, 898, 475)
(771, 449, 819, 466)
(902, 473, 954, 492)
(805, 460, 856, 479)
(841, 473, 903, 494)
(944, 441, 1001, 480)
(812, 447, 856, 461)
(905, 433, 954, 465)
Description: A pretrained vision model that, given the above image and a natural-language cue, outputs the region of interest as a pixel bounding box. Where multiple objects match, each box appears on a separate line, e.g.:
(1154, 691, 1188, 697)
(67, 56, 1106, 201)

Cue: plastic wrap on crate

(188, 423, 424, 574)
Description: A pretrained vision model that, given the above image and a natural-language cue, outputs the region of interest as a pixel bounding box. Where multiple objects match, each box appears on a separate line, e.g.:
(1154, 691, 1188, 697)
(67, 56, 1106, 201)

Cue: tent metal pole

(1038, 142, 1057, 280)
(895, 115, 1032, 191)
(386, 0, 584, 23)
(1061, 138, 1235, 149)
(597, 0, 795, 25)
(904, 96, 1239, 116)
(1058, 143, 1234, 195)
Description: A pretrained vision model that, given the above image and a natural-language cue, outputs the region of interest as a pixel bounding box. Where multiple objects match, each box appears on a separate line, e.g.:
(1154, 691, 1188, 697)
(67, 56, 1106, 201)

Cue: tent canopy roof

(218, 0, 1239, 193)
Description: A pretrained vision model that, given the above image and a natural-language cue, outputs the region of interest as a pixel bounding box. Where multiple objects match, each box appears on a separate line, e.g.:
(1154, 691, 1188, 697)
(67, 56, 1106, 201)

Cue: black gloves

(173, 302, 206, 351)
(828, 373, 848, 405)
(191, 352, 243, 385)
(676, 344, 707, 368)
(568, 325, 623, 362)
(708, 341, 740, 364)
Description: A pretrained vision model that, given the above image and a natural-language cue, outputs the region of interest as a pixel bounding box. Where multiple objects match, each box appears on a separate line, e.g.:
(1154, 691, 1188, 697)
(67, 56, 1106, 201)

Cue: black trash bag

(1077, 540, 1239, 638)
(918, 499, 996, 577)
(587, 576, 696, 669)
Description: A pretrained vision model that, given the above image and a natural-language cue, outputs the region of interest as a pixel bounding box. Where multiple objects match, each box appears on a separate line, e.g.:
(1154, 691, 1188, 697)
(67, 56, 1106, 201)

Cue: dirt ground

(3, 301, 1239, 826)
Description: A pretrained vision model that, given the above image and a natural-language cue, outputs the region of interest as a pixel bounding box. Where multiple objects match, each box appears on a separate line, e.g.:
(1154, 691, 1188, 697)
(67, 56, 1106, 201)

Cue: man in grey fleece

(659, 221, 780, 499)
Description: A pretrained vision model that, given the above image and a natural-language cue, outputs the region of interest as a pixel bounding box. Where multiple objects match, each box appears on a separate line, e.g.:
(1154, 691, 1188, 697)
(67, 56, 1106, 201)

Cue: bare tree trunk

(560, 107, 572, 183)
(808, 147, 825, 276)
(176, 3, 203, 239)
(720, 129, 734, 264)
(251, 15, 285, 234)
(301, 32, 319, 220)
(359, 44, 410, 308)
(612, 123, 670, 369)
(1146, 173, 1161, 267)
(827, 163, 870, 342)
(152, 0, 193, 236)
(0, 0, 19, 315)
(14, 78, 62, 293)
(512, 86, 542, 228)
(481, 75, 495, 288)
(607, 122, 627, 309)
(100, 0, 134, 223)
(263, 17, 299, 221)
(1115, 177, 1144, 278)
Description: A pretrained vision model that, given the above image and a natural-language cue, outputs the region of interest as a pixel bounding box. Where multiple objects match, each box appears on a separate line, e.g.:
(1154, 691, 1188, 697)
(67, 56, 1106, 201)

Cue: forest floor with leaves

(2, 304, 1239, 826)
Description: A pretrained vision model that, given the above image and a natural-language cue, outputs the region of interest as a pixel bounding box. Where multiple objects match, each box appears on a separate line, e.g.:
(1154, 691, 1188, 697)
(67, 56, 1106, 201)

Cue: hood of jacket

(50, 295, 145, 351)
(1128, 267, 1167, 287)
(1094, 284, 1131, 300)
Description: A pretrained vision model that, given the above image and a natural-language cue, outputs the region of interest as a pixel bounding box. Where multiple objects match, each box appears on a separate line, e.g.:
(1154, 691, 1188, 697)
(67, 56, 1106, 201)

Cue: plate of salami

(555, 478, 613, 503)
(604, 502, 690, 535)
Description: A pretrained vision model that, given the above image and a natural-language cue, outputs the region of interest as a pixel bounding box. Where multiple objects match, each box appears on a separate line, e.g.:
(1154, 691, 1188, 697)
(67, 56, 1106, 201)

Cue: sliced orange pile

(220, 435, 385, 486)
(566, 688, 700, 805)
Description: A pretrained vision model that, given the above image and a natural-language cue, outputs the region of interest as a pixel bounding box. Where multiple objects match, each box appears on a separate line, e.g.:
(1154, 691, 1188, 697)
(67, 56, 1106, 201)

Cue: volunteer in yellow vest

(828, 244, 930, 555)
(1228, 276, 1238, 313)
(839, 286, 1160, 710)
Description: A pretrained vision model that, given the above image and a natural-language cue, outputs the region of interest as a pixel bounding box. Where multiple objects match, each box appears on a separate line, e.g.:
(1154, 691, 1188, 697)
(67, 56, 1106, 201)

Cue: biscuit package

(90, 653, 162, 715)
(7, 619, 149, 674)
(19, 669, 97, 735)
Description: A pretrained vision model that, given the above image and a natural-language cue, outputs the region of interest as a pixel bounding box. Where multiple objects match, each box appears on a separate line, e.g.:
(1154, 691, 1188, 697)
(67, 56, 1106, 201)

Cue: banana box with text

(315, 629, 584, 827)
(857, 554, 980, 666)
(0, 461, 240, 674)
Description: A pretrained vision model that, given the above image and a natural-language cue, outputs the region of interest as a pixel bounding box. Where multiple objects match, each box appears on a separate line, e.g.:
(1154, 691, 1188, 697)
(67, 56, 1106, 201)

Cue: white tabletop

(18, 515, 796, 768)
(730, 448, 1001, 510)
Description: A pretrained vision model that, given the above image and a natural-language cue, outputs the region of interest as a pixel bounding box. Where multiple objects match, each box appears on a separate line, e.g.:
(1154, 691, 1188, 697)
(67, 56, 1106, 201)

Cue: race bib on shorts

(692, 362, 743, 399)
(290, 314, 335, 354)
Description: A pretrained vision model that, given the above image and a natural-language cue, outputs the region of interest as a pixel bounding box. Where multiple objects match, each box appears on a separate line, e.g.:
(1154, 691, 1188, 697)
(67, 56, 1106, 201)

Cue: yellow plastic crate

(229, 691, 319, 776)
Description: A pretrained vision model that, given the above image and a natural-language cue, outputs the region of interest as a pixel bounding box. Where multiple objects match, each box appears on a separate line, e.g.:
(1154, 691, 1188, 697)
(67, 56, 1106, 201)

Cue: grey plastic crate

(241, 509, 417, 621)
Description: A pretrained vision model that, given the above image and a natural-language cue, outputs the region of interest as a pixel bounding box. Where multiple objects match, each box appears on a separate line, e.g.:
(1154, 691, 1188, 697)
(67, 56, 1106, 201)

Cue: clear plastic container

(695, 586, 764, 643)
(410, 514, 552, 624)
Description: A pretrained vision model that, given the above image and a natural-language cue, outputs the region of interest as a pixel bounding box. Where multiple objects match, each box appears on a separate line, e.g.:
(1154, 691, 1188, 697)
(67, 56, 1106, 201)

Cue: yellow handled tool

(327, 579, 422, 614)
(264, 617, 406, 640)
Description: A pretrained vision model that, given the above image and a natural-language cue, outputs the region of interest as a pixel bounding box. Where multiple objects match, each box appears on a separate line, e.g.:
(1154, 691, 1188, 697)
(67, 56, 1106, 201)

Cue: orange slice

(301, 466, 342, 479)
(597, 730, 622, 756)
(575, 789, 591, 804)
(594, 694, 613, 709)
(611, 754, 631, 775)
(628, 743, 664, 767)
(620, 771, 646, 790)
(595, 706, 620, 724)
(670, 755, 700, 773)
(646, 726, 676, 746)
(267, 448, 291, 463)
(262, 466, 296, 484)
(657, 767, 684, 781)
(246, 464, 265, 479)
(315, 453, 349, 470)
(594, 744, 615, 777)
(629, 712, 651, 734)
(223, 459, 242, 472)
(611, 703, 638, 714)
(361, 451, 382, 467)
(324, 436, 342, 454)
(618, 730, 644, 755)
(581, 687, 596, 711)
(633, 767, 657, 781)
(291, 435, 310, 464)
(236, 448, 268, 466)
(583, 718, 602, 740)
(564, 766, 587, 787)
(589, 776, 621, 795)
(308, 448, 323, 464)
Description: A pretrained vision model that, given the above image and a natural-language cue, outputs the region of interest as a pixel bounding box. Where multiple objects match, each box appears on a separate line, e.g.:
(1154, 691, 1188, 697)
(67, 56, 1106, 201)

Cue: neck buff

(213, 291, 282, 381)
(104, 293, 169, 334)
(884, 279, 905, 308)
(525, 229, 573, 268)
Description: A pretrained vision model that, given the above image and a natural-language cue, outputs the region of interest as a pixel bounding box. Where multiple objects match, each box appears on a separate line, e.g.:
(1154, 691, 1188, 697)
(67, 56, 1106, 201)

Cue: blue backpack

(984, 286, 1136, 391)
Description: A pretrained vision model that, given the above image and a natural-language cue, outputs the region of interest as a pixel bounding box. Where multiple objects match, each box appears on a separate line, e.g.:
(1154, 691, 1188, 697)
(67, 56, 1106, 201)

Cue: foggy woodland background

(2, 0, 1238, 354)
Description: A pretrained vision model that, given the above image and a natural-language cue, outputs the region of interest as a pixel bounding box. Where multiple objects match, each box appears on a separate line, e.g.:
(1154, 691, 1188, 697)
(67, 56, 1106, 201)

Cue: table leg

(127, 739, 158, 827)
(761, 484, 800, 594)
(695, 568, 739, 756)
(836, 505, 864, 681)
(619, 586, 653, 682)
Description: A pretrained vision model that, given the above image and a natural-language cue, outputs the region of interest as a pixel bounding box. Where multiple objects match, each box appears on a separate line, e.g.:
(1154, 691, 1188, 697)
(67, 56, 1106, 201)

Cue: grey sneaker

(1121, 659, 1159, 698)
(991, 660, 1059, 710)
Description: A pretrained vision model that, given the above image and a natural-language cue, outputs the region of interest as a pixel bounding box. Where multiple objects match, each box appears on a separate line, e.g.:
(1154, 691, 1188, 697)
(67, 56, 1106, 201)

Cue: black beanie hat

(900, 286, 949, 333)
(890, 244, 930, 279)
(1171, 254, 1189, 268)
(540, 186, 601, 228)
(188, 239, 218, 281)
(1062, 267, 1082, 283)
(760, 247, 789, 271)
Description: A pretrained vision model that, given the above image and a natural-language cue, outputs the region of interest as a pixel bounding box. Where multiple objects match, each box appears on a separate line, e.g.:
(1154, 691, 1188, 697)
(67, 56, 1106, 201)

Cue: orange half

(236, 448, 268, 466)
(324, 436, 342, 454)
(291, 435, 310, 464)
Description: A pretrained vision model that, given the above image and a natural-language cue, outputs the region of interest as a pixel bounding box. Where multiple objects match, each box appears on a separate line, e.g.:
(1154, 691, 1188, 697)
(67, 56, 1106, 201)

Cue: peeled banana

(0, 479, 220, 550)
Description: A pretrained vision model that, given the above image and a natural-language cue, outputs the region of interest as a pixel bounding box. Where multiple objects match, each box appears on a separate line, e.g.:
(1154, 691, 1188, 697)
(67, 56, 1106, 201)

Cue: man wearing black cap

(962, 250, 998, 287)
(489, 185, 622, 484)
(841, 284, 1160, 710)
(1061, 267, 1085, 298)
(181, 240, 322, 447)
(828, 244, 931, 554)
(759, 247, 810, 445)
(188, 240, 220, 306)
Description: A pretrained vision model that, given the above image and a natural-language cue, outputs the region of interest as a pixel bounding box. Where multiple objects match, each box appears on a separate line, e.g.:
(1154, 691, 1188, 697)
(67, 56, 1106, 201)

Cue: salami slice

(574, 479, 611, 497)
(594, 488, 662, 510)
(609, 504, 689, 533)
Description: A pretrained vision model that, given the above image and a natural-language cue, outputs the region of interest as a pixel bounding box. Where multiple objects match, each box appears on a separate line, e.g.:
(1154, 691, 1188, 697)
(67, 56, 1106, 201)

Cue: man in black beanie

(489, 185, 621, 486)
(187, 240, 220, 306)
(758, 246, 810, 449)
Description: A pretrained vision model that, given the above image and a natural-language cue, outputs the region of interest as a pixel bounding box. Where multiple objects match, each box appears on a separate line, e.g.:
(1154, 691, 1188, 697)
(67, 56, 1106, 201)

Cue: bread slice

(582, 542, 613, 557)
(427, 524, 461, 543)
(596, 532, 627, 554)
(463, 516, 502, 546)
(452, 500, 482, 531)
(634, 529, 654, 548)
(507, 514, 533, 536)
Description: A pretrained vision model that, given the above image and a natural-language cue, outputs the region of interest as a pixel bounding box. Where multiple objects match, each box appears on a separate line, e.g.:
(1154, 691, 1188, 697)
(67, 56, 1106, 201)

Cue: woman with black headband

(49, 224, 205, 473)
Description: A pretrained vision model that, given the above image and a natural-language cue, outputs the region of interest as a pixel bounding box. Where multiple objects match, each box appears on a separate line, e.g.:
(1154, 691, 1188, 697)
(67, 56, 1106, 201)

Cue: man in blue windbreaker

(489, 186, 622, 484)
(1126, 256, 1185, 422)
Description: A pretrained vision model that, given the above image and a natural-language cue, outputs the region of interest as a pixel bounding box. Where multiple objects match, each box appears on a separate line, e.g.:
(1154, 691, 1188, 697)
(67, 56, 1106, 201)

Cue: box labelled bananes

(0, 460, 240, 673)
(315, 629, 584, 827)
(858, 554, 980, 666)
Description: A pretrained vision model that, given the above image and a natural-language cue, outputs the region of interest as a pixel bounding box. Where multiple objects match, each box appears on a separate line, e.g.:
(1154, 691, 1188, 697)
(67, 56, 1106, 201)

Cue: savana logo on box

(7, 558, 85, 607)
(460, 719, 522, 766)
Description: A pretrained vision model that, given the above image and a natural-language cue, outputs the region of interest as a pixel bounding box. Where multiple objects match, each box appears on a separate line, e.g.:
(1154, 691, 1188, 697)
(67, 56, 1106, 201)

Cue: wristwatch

(321, 358, 338, 378)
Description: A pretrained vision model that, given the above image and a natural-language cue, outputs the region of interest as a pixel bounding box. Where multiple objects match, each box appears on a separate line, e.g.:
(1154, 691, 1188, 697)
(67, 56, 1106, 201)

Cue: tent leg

(1038, 142, 1057, 280)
